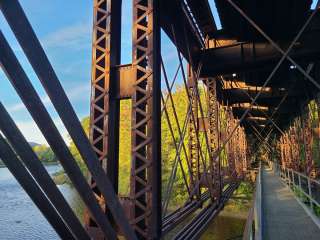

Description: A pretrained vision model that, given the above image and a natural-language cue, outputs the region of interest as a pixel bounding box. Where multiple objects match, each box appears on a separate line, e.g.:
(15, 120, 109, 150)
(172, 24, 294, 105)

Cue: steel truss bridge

(0, 0, 320, 239)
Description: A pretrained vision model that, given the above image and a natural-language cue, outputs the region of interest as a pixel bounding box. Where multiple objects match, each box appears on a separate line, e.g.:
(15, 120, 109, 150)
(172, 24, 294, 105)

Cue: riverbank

(52, 170, 72, 185)
(0, 161, 59, 168)
(52, 168, 88, 186)
(0, 162, 73, 184)
(1, 162, 67, 185)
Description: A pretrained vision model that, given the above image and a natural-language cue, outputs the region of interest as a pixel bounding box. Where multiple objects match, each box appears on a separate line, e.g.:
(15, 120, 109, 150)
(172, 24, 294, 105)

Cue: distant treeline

(32, 144, 57, 163)
(0, 142, 57, 166)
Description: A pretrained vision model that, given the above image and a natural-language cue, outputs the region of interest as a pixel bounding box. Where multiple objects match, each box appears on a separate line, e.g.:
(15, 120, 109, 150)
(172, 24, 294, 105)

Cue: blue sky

(0, 0, 220, 144)
(0, 0, 316, 144)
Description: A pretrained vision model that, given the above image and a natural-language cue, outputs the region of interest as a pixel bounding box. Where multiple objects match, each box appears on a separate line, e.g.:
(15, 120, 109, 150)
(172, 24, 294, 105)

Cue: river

(0, 165, 83, 240)
(0, 165, 248, 239)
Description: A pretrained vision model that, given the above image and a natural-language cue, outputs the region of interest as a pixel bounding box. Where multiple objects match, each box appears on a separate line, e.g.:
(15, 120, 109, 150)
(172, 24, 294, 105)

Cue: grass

(52, 170, 72, 185)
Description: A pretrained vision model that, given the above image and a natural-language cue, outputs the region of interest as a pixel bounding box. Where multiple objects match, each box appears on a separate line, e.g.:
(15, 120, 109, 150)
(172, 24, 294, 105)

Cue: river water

(0, 165, 247, 239)
(0, 165, 83, 240)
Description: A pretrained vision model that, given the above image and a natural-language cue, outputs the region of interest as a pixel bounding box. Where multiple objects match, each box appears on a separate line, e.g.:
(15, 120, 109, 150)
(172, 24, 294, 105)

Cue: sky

(0, 0, 317, 144)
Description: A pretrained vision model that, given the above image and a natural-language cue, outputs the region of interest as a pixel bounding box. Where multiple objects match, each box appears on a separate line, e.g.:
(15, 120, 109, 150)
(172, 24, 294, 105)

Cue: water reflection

(0, 165, 84, 240)
(201, 214, 245, 240)
(0, 165, 249, 240)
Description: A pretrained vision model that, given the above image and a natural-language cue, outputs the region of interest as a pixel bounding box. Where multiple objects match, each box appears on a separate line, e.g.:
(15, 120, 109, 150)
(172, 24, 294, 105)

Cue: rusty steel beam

(116, 64, 136, 99)
(130, 0, 161, 238)
(85, 0, 122, 236)
(214, 0, 312, 41)
(226, 109, 237, 178)
(200, 37, 320, 77)
(222, 88, 302, 102)
(303, 114, 313, 176)
(227, 0, 320, 91)
(188, 66, 201, 200)
(228, 97, 302, 108)
(0, 31, 118, 240)
(0, 1, 256, 239)
(207, 79, 221, 199)
(0, 0, 136, 238)
(232, 106, 298, 117)
(315, 94, 320, 178)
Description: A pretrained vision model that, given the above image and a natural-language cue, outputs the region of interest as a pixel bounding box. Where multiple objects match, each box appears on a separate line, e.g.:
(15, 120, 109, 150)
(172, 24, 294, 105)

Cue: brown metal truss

(188, 66, 201, 199)
(86, 0, 122, 237)
(207, 79, 221, 199)
(130, 0, 161, 239)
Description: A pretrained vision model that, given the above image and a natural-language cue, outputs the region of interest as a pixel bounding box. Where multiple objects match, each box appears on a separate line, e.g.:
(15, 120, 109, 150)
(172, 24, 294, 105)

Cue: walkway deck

(262, 166, 320, 240)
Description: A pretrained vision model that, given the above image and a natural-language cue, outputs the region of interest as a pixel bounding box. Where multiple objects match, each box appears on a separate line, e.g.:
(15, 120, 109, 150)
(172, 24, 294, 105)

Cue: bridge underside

(0, 0, 320, 239)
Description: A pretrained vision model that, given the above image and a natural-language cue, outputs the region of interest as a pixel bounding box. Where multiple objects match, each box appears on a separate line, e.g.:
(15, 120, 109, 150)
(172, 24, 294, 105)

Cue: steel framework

(1, 0, 320, 240)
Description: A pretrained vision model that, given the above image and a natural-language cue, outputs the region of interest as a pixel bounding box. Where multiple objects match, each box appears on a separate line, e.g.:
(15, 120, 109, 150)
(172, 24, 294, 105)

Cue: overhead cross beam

(200, 39, 320, 77)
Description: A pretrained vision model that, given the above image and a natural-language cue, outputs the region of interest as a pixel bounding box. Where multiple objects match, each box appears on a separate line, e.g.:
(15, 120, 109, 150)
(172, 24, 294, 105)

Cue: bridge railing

(243, 162, 262, 240)
(274, 163, 320, 214)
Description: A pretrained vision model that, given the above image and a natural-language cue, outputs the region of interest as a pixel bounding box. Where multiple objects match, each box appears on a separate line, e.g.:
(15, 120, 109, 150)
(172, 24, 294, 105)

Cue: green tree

(68, 117, 90, 173)
(33, 145, 56, 163)
(67, 86, 211, 207)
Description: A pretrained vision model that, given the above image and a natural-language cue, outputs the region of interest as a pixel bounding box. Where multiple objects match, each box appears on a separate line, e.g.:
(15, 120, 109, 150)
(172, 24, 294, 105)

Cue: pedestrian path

(262, 166, 320, 240)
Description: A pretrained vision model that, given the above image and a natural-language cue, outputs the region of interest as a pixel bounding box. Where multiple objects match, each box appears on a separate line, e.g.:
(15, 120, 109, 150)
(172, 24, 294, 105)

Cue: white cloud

(7, 84, 90, 114)
(41, 22, 91, 50)
(15, 117, 69, 145)
(7, 102, 25, 113)
(65, 84, 90, 102)
(5, 84, 90, 145)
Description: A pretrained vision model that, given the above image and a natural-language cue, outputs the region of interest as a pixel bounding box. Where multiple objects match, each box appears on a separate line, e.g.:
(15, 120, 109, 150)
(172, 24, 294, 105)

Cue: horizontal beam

(227, 95, 303, 107)
(231, 103, 302, 114)
(199, 34, 320, 76)
(222, 87, 299, 100)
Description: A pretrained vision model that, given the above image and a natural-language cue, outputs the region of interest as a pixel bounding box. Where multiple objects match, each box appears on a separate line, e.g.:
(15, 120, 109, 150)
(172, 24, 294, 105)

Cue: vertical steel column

(131, 0, 161, 238)
(288, 127, 297, 170)
(285, 133, 292, 169)
(218, 106, 225, 176)
(283, 137, 287, 168)
(303, 114, 313, 176)
(207, 78, 221, 199)
(316, 94, 320, 178)
(86, 0, 121, 236)
(297, 118, 304, 172)
(239, 127, 247, 174)
(280, 137, 285, 168)
(235, 124, 242, 177)
(289, 128, 295, 170)
(188, 65, 200, 199)
(226, 109, 236, 178)
(293, 123, 301, 171)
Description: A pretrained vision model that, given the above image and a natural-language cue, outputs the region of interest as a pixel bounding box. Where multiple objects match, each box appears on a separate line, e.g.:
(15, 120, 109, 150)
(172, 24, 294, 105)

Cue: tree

(33, 145, 56, 163)
(68, 117, 90, 173)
